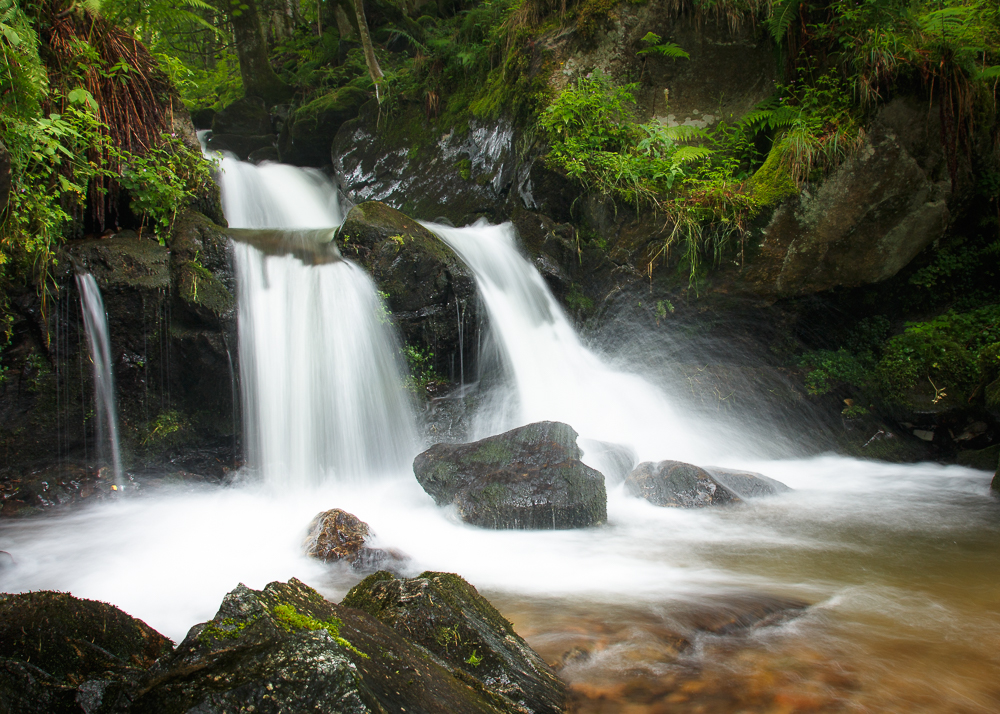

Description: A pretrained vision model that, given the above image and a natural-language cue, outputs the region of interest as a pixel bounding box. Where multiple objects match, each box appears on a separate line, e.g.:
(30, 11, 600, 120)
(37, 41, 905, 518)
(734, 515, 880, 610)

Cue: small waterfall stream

(75, 272, 123, 489)
(217, 153, 417, 486)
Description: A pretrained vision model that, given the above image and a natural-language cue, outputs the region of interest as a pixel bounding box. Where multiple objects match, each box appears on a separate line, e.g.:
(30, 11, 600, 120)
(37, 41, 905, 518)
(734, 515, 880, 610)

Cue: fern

(767, 0, 804, 43)
(638, 32, 690, 60)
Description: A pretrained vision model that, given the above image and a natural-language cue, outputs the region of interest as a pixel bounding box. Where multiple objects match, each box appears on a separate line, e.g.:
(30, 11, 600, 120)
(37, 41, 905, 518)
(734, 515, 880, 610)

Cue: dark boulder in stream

(702, 467, 792, 499)
(0, 591, 172, 714)
(343, 570, 566, 714)
(625, 461, 742, 508)
(414, 421, 607, 529)
(133, 578, 518, 714)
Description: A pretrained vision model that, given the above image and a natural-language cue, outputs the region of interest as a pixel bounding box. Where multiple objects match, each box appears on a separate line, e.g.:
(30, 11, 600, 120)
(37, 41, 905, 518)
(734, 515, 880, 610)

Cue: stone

(303, 508, 407, 572)
(248, 145, 280, 164)
(211, 96, 272, 136)
(337, 201, 477, 379)
(189, 107, 215, 130)
(332, 103, 518, 225)
(343, 570, 566, 714)
(743, 97, 952, 297)
(133, 578, 510, 714)
(625, 460, 740, 508)
(702, 467, 791, 498)
(205, 132, 277, 161)
(413, 421, 607, 529)
(279, 86, 368, 167)
(0, 591, 172, 714)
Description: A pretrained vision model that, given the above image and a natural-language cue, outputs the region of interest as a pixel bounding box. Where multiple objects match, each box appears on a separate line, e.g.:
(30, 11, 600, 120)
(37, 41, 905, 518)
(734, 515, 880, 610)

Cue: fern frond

(660, 124, 711, 142)
(767, 0, 804, 43)
(671, 145, 714, 167)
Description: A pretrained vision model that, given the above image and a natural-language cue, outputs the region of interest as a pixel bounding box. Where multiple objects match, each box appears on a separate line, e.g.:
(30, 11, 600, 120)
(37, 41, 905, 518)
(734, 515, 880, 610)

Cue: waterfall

(215, 153, 417, 486)
(75, 272, 124, 489)
(427, 220, 714, 469)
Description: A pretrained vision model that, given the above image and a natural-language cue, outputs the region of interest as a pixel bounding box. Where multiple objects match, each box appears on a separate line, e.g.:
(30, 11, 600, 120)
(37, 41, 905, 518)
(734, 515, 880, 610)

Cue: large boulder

(211, 96, 272, 136)
(332, 103, 518, 225)
(625, 460, 741, 508)
(0, 591, 172, 714)
(702, 467, 791, 498)
(343, 570, 566, 714)
(337, 201, 477, 379)
(743, 97, 952, 297)
(133, 578, 512, 714)
(205, 132, 277, 162)
(303, 508, 406, 572)
(413, 421, 607, 529)
(280, 86, 368, 167)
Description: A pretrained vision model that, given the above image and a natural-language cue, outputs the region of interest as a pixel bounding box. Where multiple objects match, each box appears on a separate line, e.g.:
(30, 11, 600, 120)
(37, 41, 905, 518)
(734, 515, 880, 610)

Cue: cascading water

(215, 152, 417, 486)
(427, 219, 718, 468)
(75, 272, 123, 489)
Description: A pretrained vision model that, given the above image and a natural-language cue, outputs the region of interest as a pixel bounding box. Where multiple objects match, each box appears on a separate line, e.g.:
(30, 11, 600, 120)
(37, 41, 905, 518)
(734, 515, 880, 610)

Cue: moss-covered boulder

(134, 578, 510, 714)
(413, 421, 607, 529)
(337, 201, 477, 379)
(280, 86, 368, 167)
(625, 460, 741, 508)
(343, 571, 566, 714)
(303, 508, 407, 572)
(0, 591, 171, 713)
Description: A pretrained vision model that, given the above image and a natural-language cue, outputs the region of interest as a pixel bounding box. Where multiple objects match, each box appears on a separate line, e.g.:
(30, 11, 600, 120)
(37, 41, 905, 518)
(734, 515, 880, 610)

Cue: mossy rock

(342, 571, 566, 714)
(135, 578, 509, 714)
(66, 232, 170, 291)
(413, 421, 608, 529)
(175, 260, 234, 316)
(957, 444, 1000, 472)
(280, 86, 368, 167)
(337, 201, 477, 378)
(211, 96, 271, 136)
(0, 591, 171, 713)
(747, 145, 798, 208)
(625, 460, 742, 508)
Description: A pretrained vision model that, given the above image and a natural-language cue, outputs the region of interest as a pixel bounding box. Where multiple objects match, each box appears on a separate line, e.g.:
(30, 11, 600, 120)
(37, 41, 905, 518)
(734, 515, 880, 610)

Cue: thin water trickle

(75, 272, 123, 488)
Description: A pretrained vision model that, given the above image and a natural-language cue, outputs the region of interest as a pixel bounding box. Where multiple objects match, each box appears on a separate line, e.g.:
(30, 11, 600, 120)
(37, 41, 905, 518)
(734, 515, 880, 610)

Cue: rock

(304, 508, 407, 572)
(744, 97, 952, 297)
(625, 460, 740, 508)
(343, 570, 566, 714)
(413, 421, 607, 529)
(189, 107, 215, 130)
(0, 591, 172, 714)
(702, 467, 791, 498)
(337, 201, 477, 378)
(280, 86, 368, 167)
(205, 132, 277, 161)
(134, 577, 510, 714)
(248, 146, 280, 164)
(333, 103, 518, 225)
(211, 96, 272, 136)
(959, 444, 1000, 472)
(671, 593, 810, 635)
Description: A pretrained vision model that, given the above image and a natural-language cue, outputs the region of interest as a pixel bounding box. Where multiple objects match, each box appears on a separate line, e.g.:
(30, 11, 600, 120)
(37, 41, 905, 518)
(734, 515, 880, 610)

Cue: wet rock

(744, 97, 952, 297)
(0, 591, 172, 714)
(304, 508, 407, 572)
(134, 577, 509, 714)
(702, 467, 791, 498)
(279, 86, 368, 167)
(189, 108, 215, 130)
(625, 460, 740, 508)
(247, 146, 280, 164)
(672, 593, 810, 635)
(343, 570, 566, 714)
(211, 96, 272, 136)
(337, 201, 477, 378)
(205, 132, 277, 161)
(414, 421, 607, 529)
(332, 103, 518, 225)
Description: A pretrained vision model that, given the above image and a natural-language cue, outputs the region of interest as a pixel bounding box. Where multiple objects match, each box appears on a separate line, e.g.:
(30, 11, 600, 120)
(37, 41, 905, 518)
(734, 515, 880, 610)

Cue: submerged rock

(702, 467, 791, 499)
(343, 570, 566, 714)
(0, 591, 172, 714)
(303, 508, 407, 572)
(625, 461, 740, 508)
(134, 578, 510, 714)
(414, 421, 607, 529)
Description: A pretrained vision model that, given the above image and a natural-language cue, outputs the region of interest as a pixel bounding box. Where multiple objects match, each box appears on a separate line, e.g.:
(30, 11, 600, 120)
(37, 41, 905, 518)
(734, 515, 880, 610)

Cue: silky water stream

(1, 155, 998, 713)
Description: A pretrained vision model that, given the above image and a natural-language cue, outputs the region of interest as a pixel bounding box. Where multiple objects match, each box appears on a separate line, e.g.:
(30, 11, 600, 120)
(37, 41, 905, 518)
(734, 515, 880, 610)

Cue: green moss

(295, 85, 369, 129)
(455, 158, 472, 181)
(142, 409, 189, 446)
(747, 144, 798, 207)
(467, 439, 514, 465)
(198, 615, 261, 645)
(565, 283, 594, 313)
(271, 602, 369, 659)
(176, 259, 233, 313)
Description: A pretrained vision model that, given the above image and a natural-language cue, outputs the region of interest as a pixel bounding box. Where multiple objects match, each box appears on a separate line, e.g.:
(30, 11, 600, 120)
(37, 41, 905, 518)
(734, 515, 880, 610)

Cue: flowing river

(1, 153, 997, 713)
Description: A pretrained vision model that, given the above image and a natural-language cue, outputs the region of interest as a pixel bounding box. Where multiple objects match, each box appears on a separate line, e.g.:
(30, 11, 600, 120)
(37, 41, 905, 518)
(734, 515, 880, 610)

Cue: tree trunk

(223, 0, 292, 105)
(350, 0, 384, 101)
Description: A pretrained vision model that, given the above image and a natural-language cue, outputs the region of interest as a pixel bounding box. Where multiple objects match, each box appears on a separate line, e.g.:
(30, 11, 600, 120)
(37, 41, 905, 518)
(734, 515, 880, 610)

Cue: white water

(75, 272, 123, 488)
(217, 152, 417, 486)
